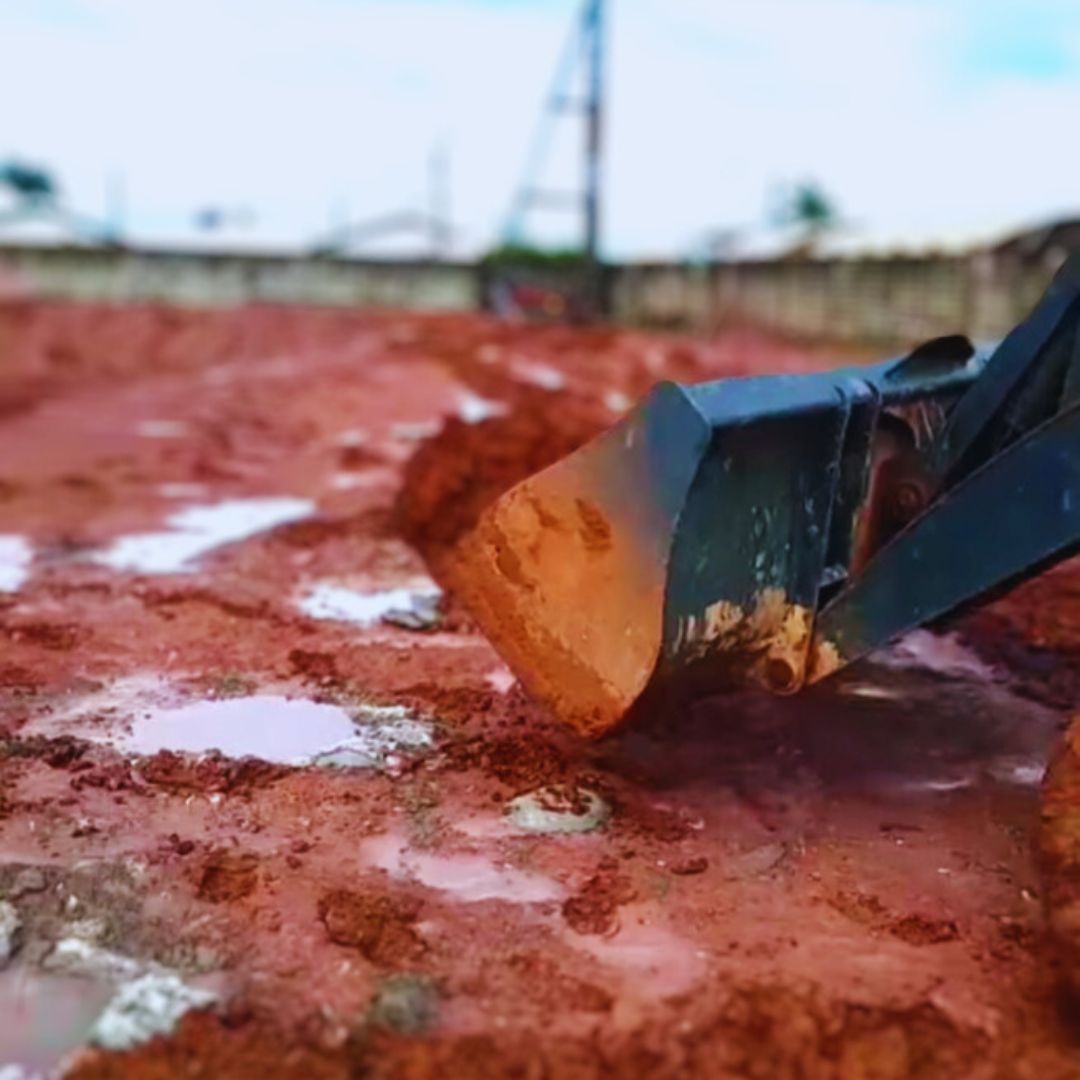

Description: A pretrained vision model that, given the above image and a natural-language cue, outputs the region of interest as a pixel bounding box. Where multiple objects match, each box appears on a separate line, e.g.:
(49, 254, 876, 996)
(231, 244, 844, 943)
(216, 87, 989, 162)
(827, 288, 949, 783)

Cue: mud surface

(1, 300, 1080, 1077)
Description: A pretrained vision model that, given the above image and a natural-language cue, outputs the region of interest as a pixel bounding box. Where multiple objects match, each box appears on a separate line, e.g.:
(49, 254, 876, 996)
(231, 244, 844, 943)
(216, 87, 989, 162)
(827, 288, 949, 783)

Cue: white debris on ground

(298, 581, 443, 630)
(309, 704, 435, 771)
(511, 360, 567, 390)
(157, 482, 208, 500)
(873, 629, 998, 681)
(93, 498, 314, 574)
(457, 393, 508, 424)
(603, 389, 632, 413)
(89, 972, 218, 1052)
(361, 832, 565, 904)
(390, 420, 442, 442)
(42, 937, 144, 981)
(0, 535, 32, 592)
(987, 757, 1046, 787)
(485, 668, 517, 694)
(506, 786, 611, 834)
(135, 419, 190, 438)
(334, 428, 369, 448)
(0, 902, 22, 969)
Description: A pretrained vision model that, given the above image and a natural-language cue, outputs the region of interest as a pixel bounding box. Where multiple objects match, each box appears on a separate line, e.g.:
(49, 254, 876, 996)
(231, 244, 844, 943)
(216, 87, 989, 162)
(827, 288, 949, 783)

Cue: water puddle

(0, 937, 218, 1072)
(93, 498, 314, 574)
(298, 581, 442, 630)
(121, 697, 431, 769)
(360, 833, 564, 904)
(567, 906, 706, 999)
(31, 684, 433, 771)
(0, 536, 32, 592)
(115, 696, 360, 763)
(0, 969, 113, 1075)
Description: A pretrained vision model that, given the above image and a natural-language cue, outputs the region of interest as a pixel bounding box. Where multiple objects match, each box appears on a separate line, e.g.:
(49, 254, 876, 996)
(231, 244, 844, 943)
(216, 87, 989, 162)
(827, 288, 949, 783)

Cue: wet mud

(0, 300, 1079, 1076)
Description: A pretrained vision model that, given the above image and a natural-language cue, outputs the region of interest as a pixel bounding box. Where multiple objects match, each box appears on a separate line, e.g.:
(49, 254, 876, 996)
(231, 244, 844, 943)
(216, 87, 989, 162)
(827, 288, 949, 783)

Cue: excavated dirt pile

(1, 300, 1080, 1077)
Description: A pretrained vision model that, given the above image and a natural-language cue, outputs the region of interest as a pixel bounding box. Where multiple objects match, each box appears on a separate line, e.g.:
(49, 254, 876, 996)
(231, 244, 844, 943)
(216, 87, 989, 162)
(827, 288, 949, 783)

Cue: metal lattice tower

(502, 0, 607, 310)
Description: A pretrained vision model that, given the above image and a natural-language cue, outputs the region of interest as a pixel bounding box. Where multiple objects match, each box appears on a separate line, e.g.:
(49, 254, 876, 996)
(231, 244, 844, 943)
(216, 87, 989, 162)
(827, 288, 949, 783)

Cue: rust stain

(674, 587, 834, 693)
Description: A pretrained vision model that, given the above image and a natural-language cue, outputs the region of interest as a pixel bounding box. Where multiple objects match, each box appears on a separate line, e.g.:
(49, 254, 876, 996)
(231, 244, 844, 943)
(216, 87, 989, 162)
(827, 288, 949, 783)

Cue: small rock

(90, 972, 218, 1051)
(309, 706, 433, 771)
(670, 856, 709, 876)
(9, 867, 47, 898)
(724, 842, 787, 879)
(381, 592, 442, 631)
(507, 786, 610, 835)
(0, 902, 22, 968)
(366, 974, 439, 1035)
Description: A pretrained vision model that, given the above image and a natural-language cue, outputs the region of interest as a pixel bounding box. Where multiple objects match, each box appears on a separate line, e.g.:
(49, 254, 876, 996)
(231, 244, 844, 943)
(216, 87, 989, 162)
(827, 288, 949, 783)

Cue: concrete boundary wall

(609, 255, 1060, 345)
(0, 244, 480, 311)
(0, 242, 1063, 346)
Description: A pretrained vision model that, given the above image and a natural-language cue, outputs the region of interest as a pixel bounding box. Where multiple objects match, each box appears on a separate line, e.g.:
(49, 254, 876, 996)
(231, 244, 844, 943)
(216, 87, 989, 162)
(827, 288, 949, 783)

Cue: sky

(2, 0, 1080, 258)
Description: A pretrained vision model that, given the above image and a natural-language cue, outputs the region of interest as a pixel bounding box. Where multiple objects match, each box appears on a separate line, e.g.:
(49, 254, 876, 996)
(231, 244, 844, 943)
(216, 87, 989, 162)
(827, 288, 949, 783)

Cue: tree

(0, 160, 58, 205)
(772, 180, 839, 252)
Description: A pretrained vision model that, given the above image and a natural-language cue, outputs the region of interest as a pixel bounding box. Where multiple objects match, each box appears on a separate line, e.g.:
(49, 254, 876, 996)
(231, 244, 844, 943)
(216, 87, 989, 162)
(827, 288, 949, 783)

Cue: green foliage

(482, 243, 586, 270)
(773, 181, 838, 235)
(0, 161, 58, 202)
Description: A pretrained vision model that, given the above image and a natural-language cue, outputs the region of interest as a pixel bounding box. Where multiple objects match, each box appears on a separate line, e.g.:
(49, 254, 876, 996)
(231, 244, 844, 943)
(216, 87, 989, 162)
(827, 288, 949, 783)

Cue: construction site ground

(2, 300, 1080, 1078)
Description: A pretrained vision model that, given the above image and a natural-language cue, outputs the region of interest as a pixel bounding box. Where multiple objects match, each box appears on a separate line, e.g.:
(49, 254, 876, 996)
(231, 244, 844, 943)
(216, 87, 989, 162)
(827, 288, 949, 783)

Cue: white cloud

(1, 0, 1079, 258)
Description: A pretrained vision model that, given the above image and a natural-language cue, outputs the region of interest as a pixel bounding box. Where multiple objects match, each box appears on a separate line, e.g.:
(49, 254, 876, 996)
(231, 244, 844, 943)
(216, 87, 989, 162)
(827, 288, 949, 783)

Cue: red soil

(0, 300, 1078, 1077)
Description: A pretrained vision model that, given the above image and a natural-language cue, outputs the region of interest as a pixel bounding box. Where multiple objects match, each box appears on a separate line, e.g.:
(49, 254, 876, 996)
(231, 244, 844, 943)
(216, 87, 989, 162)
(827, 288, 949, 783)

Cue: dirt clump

(1038, 712, 1080, 993)
(67, 1010, 346, 1080)
(561, 857, 636, 935)
(349, 983, 986, 1080)
(197, 851, 261, 903)
(395, 389, 606, 568)
(288, 648, 342, 685)
(444, 730, 572, 793)
(141, 750, 288, 795)
(318, 888, 425, 965)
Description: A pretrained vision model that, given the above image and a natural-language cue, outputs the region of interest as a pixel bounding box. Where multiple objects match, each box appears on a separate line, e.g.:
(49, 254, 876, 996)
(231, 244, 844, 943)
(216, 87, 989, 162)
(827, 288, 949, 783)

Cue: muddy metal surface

(1, 301, 1080, 1077)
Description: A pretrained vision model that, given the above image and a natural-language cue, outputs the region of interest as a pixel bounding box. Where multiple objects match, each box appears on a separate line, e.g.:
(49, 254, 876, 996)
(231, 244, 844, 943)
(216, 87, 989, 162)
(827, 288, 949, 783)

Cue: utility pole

(105, 171, 126, 244)
(582, 0, 604, 308)
(502, 0, 609, 316)
(428, 142, 451, 259)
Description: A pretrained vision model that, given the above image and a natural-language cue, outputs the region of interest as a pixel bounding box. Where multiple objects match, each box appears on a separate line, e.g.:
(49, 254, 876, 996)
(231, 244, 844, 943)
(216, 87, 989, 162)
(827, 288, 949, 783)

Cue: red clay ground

(1, 301, 1080, 1078)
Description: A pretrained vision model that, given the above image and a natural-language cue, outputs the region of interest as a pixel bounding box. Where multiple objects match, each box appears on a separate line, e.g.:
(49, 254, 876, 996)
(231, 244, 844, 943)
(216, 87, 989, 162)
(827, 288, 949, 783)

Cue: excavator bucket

(452, 257, 1080, 737)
